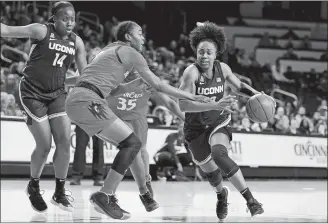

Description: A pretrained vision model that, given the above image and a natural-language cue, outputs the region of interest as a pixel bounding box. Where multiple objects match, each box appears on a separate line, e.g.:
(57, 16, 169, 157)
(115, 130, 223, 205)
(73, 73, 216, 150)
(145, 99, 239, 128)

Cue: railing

(234, 72, 252, 86)
(1, 45, 29, 64)
(271, 88, 298, 107)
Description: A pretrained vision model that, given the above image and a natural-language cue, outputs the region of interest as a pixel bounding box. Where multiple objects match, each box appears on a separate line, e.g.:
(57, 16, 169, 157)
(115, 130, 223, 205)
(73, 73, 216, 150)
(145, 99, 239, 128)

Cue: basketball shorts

(123, 117, 148, 147)
(18, 78, 67, 125)
(184, 120, 232, 165)
(65, 87, 118, 137)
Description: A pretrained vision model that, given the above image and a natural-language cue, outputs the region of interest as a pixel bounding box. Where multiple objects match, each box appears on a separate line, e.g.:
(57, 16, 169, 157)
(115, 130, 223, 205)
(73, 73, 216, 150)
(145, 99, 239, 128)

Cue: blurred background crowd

(1, 1, 327, 136)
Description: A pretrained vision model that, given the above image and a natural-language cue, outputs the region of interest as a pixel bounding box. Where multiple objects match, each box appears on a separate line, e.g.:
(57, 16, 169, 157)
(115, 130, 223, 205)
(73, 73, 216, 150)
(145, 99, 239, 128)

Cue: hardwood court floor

(1, 179, 327, 222)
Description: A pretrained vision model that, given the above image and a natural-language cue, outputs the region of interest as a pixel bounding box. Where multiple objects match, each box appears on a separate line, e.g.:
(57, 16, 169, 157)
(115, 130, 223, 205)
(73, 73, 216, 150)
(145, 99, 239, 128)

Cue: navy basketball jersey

(23, 23, 77, 92)
(185, 60, 230, 130)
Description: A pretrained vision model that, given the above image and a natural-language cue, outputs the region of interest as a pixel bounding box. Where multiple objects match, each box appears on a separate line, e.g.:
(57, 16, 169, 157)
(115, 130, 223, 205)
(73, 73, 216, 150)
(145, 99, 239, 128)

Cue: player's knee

(112, 133, 142, 174)
(118, 133, 142, 155)
(211, 144, 239, 177)
(204, 168, 223, 187)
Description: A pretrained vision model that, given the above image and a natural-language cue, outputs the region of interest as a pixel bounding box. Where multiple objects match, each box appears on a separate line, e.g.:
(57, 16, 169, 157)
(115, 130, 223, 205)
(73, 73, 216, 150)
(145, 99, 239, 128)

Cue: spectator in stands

(273, 107, 290, 133)
(298, 35, 312, 50)
(298, 118, 312, 135)
(1, 71, 6, 92)
(4, 73, 18, 95)
(258, 32, 272, 48)
(271, 36, 280, 48)
(280, 28, 299, 40)
(315, 118, 327, 136)
(288, 117, 300, 134)
(295, 106, 314, 131)
(230, 111, 241, 129)
(319, 51, 328, 61)
(317, 99, 327, 113)
(281, 47, 298, 60)
(284, 37, 294, 49)
(237, 49, 251, 68)
(271, 59, 295, 83)
(248, 52, 261, 68)
(238, 117, 251, 132)
(4, 94, 20, 116)
(1, 92, 9, 116)
(169, 40, 178, 55)
(251, 122, 270, 132)
(285, 101, 296, 116)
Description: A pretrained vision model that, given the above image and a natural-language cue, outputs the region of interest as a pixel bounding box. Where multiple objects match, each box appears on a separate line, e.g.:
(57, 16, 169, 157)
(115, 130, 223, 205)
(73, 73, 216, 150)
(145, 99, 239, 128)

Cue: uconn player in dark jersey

(179, 22, 273, 219)
(0, 1, 87, 213)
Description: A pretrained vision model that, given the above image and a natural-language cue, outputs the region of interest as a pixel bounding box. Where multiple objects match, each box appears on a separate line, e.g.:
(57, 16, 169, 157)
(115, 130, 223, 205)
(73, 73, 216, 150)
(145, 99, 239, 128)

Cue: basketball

(246, 94, 275, 123)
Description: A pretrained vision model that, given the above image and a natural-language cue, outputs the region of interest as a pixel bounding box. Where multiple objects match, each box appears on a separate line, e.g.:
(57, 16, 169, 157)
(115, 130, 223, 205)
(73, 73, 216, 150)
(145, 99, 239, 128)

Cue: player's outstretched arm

(221, 62, 260, 98)
(122, 48, 209, 103)
(221, 62, 276, 106)
(74, 36, 87, 75)
(0, 23, 47, 40)
(153, 92, 185, 121)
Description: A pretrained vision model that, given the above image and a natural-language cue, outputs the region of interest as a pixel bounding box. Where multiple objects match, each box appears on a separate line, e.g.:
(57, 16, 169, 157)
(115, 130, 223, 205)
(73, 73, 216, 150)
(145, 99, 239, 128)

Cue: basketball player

(107, 65, 185, 211)
(65, 20, 210, 220)
(179, 22, 272, 220)
(0, 1, 87, 213)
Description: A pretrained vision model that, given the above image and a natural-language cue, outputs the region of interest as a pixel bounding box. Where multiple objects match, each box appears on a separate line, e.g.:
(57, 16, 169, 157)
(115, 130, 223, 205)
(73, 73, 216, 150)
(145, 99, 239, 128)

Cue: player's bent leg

(198, 159, 228, 220)
(26, 118, 52, 213)
(210, 132, 264, 217)
(129, 151, 159, 212)
(90, 118, 141, 220)
(48, 115, 73, 212)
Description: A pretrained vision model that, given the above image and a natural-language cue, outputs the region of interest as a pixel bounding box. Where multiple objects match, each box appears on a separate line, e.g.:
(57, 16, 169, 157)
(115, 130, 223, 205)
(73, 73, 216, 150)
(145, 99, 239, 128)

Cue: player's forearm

(235, 82, 260, 98)
(158, 83, 195, 101)
(166, 100, 185, 121)
(179, 99, 217, 113)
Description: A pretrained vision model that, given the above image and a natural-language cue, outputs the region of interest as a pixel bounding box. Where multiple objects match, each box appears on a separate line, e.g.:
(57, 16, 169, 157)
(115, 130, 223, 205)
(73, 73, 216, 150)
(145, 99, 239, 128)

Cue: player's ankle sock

(29, 177, 40, 187)
(139, 185, 148, 195)
(241, 187, 254, 202)
(216, 187, 226, 199)
(55, 178, 66, 193)
(146, 174, 152, 182)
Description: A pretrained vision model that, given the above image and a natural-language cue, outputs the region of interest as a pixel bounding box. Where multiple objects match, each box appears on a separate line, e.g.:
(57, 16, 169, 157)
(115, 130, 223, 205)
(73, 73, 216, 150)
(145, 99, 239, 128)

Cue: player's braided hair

(189, 21, 227, 54)
(115, 21, 139, 42)
(48, 1, 74, 22)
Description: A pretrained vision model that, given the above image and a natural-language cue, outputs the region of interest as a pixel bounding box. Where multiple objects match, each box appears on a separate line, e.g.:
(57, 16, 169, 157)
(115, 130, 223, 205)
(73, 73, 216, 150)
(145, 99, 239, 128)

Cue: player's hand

(193, 94, 212, 103)
(215, 95, 237, 113)
(260, 91, 277, 108)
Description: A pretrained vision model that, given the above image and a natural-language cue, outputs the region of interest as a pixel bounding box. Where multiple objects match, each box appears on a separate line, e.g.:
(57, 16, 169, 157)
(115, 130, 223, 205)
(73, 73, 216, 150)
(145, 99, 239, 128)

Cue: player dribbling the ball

(179, 21, 275, 220)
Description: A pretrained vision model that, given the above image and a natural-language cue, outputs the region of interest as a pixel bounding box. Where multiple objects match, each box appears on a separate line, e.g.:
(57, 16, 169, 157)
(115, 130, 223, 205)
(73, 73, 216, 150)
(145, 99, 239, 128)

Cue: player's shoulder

(182, 64, 200, 81)
(218, 62, 231, 72)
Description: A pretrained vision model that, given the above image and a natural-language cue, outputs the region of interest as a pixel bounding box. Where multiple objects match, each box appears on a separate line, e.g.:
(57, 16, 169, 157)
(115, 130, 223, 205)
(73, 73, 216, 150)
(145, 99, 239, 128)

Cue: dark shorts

(18, 78, 67, 124)
(185, 120, 232, 165)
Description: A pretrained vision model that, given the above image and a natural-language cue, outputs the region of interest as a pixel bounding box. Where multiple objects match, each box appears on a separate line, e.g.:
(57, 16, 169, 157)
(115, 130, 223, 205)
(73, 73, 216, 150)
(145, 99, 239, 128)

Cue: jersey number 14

(53, 53, 67, 67)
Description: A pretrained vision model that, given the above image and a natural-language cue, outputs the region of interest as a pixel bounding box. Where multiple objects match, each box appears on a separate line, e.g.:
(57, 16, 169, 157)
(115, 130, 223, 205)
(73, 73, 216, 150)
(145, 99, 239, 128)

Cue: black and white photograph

(0, 1, 327, 222)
